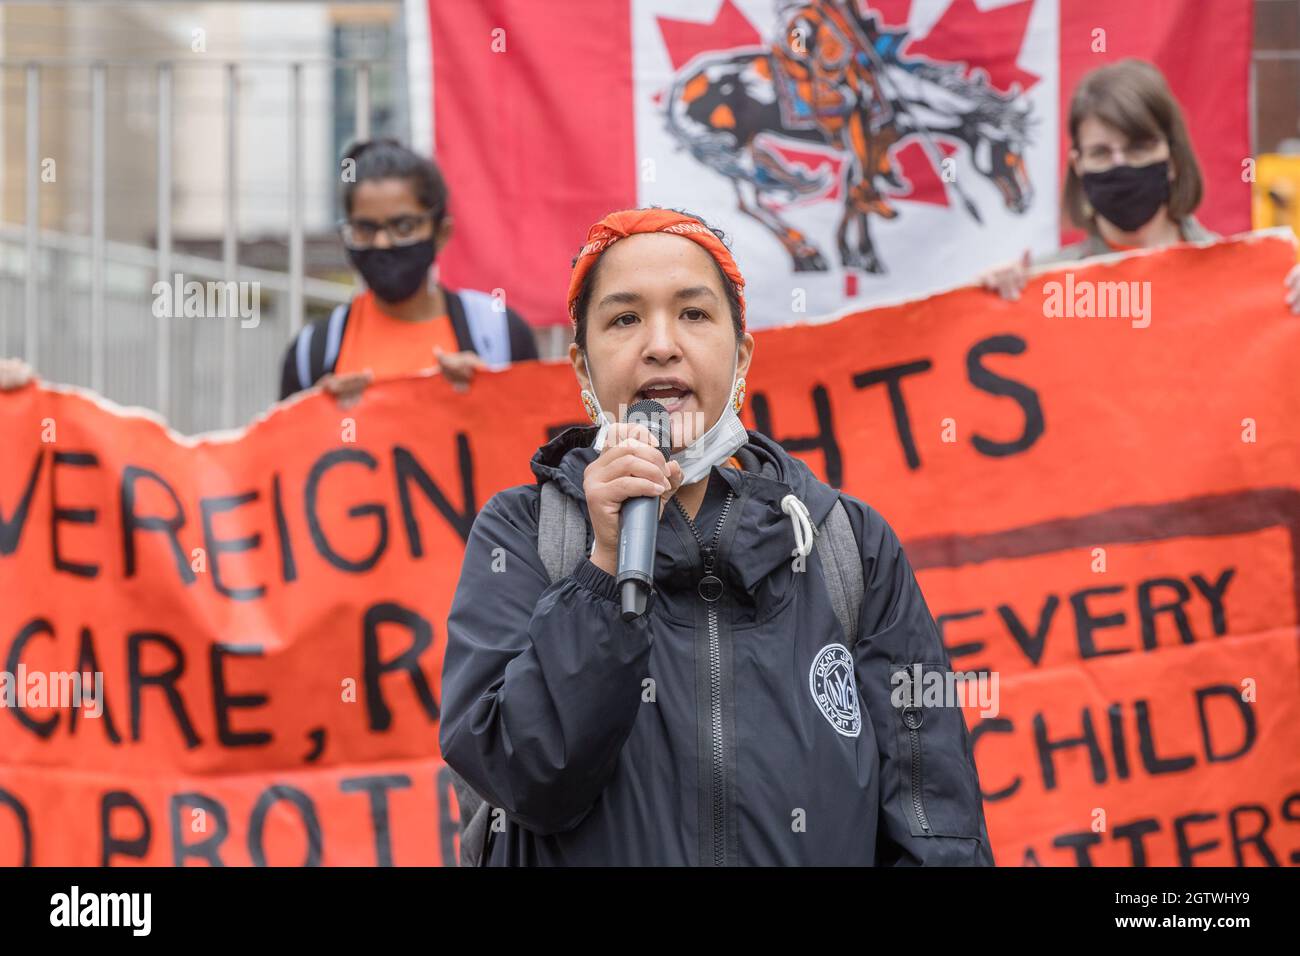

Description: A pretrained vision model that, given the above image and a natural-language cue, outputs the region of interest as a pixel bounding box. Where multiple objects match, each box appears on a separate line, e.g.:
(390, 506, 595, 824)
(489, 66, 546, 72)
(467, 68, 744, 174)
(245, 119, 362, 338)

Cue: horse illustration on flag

(659, 0, 1036, 276)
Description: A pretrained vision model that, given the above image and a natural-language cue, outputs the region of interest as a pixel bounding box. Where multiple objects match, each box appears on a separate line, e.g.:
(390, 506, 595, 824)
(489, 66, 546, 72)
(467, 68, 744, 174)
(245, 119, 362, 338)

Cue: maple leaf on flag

(902, 0, 1039, 95)
(656, 0, 762, 72)
(882, 0, 1038, 208)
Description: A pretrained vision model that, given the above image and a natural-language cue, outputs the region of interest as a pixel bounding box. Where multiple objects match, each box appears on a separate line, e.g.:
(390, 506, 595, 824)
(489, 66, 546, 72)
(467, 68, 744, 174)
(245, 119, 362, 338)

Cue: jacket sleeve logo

(809, 644, 861, 737)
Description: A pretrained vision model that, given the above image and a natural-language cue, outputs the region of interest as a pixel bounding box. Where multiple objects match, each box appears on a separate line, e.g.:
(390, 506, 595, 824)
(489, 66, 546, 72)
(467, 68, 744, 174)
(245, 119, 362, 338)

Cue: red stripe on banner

(1058, 0, 1254, 246)
(428, 0, 637, 328)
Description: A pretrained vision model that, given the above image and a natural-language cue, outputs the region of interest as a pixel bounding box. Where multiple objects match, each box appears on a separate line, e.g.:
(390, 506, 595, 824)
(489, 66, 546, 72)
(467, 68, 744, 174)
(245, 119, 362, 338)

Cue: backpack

(281, 288, 514, 399)
(448, 480, 864, 866)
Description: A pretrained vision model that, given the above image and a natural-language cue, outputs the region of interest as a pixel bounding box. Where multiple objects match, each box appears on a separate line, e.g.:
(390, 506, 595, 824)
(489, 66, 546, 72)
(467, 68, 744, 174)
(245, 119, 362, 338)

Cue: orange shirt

(333, 290, 460, 377)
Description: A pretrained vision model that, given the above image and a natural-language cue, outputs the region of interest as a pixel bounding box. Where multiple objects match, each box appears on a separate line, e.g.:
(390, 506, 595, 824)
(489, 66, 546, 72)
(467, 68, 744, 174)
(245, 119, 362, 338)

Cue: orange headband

(566, 208, 746, 329)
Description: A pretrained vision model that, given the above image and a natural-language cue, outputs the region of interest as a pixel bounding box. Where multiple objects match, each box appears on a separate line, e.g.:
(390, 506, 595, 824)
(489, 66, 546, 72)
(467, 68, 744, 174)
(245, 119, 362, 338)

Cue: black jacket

(440, 425, 995, 865)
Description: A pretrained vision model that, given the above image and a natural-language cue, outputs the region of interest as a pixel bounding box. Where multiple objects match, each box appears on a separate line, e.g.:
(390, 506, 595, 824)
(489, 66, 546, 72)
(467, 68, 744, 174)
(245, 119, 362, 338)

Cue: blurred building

(0, 0, 406, 432)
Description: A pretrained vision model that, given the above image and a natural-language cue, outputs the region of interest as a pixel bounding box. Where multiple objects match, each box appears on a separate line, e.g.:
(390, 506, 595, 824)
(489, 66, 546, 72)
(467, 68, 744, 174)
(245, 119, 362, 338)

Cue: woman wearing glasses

(980, 58, 1300, 311)
(278, 139, 538, 403)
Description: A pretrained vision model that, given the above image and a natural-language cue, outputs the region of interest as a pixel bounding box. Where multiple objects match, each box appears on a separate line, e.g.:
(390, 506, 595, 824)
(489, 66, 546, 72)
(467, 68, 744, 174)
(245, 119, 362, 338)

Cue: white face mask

(587, 354, 748, 486)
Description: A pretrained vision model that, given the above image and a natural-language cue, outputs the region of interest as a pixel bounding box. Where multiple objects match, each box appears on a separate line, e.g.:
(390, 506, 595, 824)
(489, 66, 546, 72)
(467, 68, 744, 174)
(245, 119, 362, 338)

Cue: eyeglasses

(338, 211, 438, 250)
(1076, 137, 1167, 173)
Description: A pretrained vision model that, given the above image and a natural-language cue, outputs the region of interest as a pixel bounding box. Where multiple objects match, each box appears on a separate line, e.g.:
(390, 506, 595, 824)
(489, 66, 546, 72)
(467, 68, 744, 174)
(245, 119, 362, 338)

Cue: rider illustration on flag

(770, 0, 903, 220)
(661, 0, 1036, 277)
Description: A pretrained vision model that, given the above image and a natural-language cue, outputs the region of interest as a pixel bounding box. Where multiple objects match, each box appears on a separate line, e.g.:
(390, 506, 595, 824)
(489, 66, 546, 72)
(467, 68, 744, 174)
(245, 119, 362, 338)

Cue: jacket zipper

(673, 490, 735, 866)
(900, 669, 931, 833)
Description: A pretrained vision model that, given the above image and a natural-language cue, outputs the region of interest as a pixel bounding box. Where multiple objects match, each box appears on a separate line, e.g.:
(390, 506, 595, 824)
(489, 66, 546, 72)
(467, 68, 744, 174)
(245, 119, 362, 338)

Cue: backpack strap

(321, 302, 349, 375)
(449, 770, 492, 867)
(538, 478, 861, 639)
(538, 480, 588, 584)
(294, 302, 350, 390)
(455, 288, 512, 368)
(294, 321, 316, 392)
(814, 498, 863, 647)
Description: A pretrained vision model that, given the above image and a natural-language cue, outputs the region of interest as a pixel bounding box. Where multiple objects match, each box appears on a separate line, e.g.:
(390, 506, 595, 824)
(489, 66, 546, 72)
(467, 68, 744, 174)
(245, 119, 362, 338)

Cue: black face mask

(1081, 160, 1171, 233)
(346, 237, 437, 303)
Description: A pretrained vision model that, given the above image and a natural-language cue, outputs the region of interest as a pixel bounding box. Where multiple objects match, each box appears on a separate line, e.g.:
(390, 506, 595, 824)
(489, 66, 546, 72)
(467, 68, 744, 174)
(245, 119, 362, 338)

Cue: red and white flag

(413, 0, 1252, 329)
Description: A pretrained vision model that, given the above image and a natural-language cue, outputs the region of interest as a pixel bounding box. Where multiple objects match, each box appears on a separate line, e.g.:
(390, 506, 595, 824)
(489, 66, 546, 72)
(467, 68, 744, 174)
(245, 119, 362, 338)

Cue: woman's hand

(978, 249, 1031, 301)
(434, 347, 485, 392)
(0, 357, 34, 391)
(584, 422, 684, 576)
(1285, 263, 1300, 315)
(317, 369, 373, 409)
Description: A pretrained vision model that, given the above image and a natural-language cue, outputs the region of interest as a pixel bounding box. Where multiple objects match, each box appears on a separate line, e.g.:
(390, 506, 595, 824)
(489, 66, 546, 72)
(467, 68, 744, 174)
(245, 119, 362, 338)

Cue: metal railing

(0, 221, 355, 435)
(1, 55, 399, 433)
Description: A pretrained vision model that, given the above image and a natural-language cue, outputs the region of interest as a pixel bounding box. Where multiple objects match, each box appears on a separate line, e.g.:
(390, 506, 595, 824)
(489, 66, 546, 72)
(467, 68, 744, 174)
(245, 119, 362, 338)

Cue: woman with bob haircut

(439, 207, 994, 866)
(981, 58, 1300, 310)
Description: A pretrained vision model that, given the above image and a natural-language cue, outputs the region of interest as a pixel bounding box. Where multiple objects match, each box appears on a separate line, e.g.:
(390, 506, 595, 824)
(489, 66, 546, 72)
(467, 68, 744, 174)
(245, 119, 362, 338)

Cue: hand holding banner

(0, 233, 1296, 865)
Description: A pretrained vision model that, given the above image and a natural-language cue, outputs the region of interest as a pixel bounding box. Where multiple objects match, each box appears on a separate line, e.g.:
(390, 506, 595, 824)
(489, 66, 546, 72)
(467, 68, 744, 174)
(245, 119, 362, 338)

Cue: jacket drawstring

(781, 494, 815, 558)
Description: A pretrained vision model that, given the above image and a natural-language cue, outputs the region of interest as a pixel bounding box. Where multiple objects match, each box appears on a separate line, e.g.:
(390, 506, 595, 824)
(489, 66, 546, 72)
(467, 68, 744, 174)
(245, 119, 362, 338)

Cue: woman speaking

(439, 208, 994, 866)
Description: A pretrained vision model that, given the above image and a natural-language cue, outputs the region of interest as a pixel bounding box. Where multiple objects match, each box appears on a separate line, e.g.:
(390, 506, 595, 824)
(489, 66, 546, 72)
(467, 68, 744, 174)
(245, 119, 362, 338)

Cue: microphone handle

(620, 580, 648, 621)
(617, 494, 659, 621)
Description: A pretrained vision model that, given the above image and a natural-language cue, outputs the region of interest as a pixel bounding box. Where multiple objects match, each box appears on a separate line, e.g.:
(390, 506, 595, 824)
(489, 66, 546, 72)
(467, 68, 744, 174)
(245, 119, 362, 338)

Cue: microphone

(617, 399, 672, 621)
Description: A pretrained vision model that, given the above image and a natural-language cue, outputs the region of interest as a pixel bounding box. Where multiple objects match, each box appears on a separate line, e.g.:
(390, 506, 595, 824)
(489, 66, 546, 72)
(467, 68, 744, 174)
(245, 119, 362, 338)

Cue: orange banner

(1, 232, 1298, 866)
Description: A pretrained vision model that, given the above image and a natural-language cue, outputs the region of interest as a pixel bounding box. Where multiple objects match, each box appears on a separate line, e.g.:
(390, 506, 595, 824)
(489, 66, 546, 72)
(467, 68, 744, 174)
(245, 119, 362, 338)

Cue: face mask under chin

(587, 355, 747, 483)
